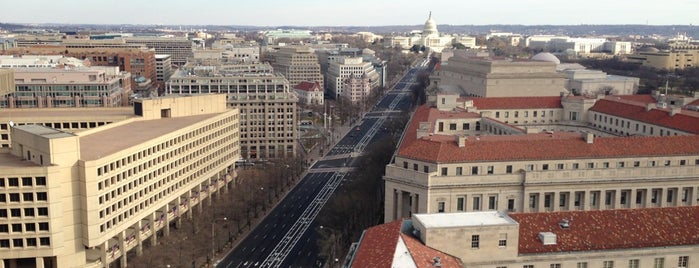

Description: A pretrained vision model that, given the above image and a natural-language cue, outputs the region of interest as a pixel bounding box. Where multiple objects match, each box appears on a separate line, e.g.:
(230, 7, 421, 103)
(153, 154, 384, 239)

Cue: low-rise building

(348, 208, 699, 268)
(294, 81, 324, 106)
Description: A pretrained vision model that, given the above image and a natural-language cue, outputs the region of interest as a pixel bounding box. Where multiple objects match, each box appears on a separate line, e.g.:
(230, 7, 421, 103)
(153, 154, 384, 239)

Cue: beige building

(384, 93, 699, 223)
(124, 37, 193, 66)
(265, 46, 324, 90)
(326, 57, 379, 99)
(0, 69, 13, 96)
(436, 56, 566, 97)
(0, 67, 132, 109)
(347, 208, 699, 268)
(627, 47, 698, 70)
(166, 63, 298, 159)
(0, 94, 240, 267)
(341, 74, 371, 103)
(563, 69, 639, 95)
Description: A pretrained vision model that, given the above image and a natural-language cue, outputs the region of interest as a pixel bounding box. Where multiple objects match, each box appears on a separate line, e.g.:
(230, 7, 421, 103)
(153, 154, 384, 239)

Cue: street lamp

(211, 217, 227, 262)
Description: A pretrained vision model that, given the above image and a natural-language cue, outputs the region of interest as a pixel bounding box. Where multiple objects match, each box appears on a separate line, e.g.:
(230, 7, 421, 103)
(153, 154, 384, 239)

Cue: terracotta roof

(350, 220, 402, 268)
(590, 99, 699, 134)
(400, 233, 462, 268)
(294, 81, 321, 92)
(466, 96, 563, 110)
(349, 219, 462, 268)
(687, 98, 699, 106)
(510, 207, 699, 254)
(399, 132, 699, 163)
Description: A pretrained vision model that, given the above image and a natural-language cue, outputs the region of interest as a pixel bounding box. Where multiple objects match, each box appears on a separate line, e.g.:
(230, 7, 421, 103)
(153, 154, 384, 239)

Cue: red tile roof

(294, 81, 321, 92)
(612, 94, 657, 104)
(350, 220, 402, 268)
(465, 96, 563, 110)
(400, 233, 462, 268)
(590, 99, 699, 134)
(350, 219, 462, 268)
(510, 207, 699, 254)
(399, 132, 699, 163)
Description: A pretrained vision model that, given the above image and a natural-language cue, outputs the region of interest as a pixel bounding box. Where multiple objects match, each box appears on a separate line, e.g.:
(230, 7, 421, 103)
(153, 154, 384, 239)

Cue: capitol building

(384, 12, 455, 53)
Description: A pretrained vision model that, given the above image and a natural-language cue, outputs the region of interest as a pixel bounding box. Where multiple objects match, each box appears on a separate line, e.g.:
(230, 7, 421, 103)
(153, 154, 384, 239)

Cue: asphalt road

(216, 61, 427, 268)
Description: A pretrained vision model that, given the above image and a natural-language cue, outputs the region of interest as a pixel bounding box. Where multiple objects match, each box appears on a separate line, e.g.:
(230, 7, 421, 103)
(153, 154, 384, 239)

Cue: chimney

(455, 135, 467, 147)
(538, 232, 557, 245)
(645, 103, 656, 112)
(584, 132, 594, 144)
(670, 107, 681, 116)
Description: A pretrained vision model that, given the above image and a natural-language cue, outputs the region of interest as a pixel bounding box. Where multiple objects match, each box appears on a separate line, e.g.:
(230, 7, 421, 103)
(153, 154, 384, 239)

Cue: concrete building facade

(326, 57, 379, 99)
(0, 69, 13, 96)
(436, 56, 566, 97)
(384, 93, 699, 223)
(0, 94, 239, 267)
(124, 37, 193, 66)
(166, 63, 298, 160)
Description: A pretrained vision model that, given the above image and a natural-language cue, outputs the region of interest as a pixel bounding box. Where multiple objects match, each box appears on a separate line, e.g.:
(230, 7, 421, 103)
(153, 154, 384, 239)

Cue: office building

(326, 57, 379, 99)
(1, 46, 156, 91)
(166, 63, 298, 159)
(384, 93, 699, 222)
(124, 37, 193, 66)
(0, 66, 132, 109)
(0, 94, 240, 267)
(265, 46, 324, 89)
(627, 47, 698, 70)
(154, 54, 172, 84)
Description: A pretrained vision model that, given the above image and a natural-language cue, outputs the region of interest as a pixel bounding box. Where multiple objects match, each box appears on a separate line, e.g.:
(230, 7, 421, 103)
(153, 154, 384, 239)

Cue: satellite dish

(8, 121, 14, 127)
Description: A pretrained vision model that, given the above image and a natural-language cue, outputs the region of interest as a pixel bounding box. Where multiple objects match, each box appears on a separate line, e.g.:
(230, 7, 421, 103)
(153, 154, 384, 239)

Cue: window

(572, 163, 579, 169)
(629, 259, 639, 268)
(507, 199, 515, 211)
(557, 163, 564, 169)
(506, 165, 513, 174)
(9, 193, 19, 202)
(577, 262, 588, 268)
(10, 209, 20, 217)
(603, 162, 610, 168)
(487, 166, 494, 175)
(456, 167, 463, 176)
(523, 265, 534, 268)
(403, 162, 408, 169)
(413, 163, 418, 171)
(441, 167, 447, 176)
(529, 194, 537, 208)
(23, 192, 33, 201)
(437, 202, 445, 213)
(22, 177, 32, 186)
(653, 258, 664, 268)
(603, 261, 614, 268)
(542, 164, 549, 170)
(587, 162, 594, 169)
(488, 196, 496, 210)
(25, 223, 35, 232)
(36, 192, 47, 201)
(463, 123, 470, 130)
(38, 207, 48, 216)
(633, 161, 640, 167)
(550, 264, 561, 268)
(471, 166, 478, 175)
(13, 239, 23, 247)
(449, 123, 457, 130)
(495, 112, 500, 118)
(8, 178, 18, 187)
(544, 194, 551, 208)
(678, 256, 688, 268)
(559, 193, 567, 207)
(471, 235, 479, 248)
(617, 161, 625, 168)
(423, 166, 429, 173)
(0, 239, 8, 248)
(39, 222, 49, 231)
(498, 233, 507, 247)
(473, 196, 481, 210)
(526, 164, 534, 171)
(11, 224, 21, 233)
(36, 177, 46, 186)
(457, 197, 464, 211)
(40, 237, 50, 246)
(438, 122, 444, 132)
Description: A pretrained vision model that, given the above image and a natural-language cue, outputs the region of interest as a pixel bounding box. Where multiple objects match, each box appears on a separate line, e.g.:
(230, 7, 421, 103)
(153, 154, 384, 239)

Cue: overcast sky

(1, 0, 696, 26)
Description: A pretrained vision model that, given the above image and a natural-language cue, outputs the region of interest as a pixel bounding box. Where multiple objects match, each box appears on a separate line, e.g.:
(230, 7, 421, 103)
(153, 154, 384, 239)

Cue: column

(645, 188, 653, 208)
(411, 193, 419, 216)
(163, 204, 170, 237)
(175, 196, 182, 229)
(34, 257, 44, 268)
(582, 191, 590, 210)
(196, 185, 203, 214)
(395, 190, 403, 220)
(552, 192, 560, 212)
(135, 221, 143, 256)
(186, 190, 193, 219)
(119, 231, 127, 268)
(537, 192, 545, 212)
(149, 213, 158, 245)
(385, 188, 396, 222)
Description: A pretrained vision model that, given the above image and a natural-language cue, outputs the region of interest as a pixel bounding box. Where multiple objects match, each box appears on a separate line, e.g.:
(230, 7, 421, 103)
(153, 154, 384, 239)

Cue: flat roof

(79, 114, 220, 161)
(0, 152, 39, 168)
(414, 211, 517, 228)
(2, 108, 134, 120)
(15, 124, 74, 139)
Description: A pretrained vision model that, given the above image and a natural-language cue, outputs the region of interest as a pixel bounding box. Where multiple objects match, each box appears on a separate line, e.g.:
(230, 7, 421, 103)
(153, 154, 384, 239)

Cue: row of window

(592, 112, 684, 136)
(0, 222, 49, 233)
(0, 177, 46, 188)
(0, 192, 48, 203)
(0, 207, 49, 218)
(432, 158, 699, 177)
(495, 110, 556, 119)
(514, 256, 689, 268)
(468, 234, 508, 249)
(0, 237, 50, 249)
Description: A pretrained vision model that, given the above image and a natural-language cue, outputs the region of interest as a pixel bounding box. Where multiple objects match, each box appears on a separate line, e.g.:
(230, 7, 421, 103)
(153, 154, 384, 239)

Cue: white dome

(531, 52, 560, 64)
(423, 12, 438, 36)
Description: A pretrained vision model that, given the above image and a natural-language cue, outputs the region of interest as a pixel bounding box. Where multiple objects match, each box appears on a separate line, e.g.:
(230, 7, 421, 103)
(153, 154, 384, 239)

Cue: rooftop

(414, 211, 517, 229)
(79, 114, 218, 161)
(464, 96, 563, 110)
(591, 98, 699, 134)
(510, 207, 699, 254)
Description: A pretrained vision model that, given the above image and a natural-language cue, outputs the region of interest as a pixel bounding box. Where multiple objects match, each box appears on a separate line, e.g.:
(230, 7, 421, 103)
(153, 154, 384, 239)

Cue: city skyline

(1, 0, 697, 27)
